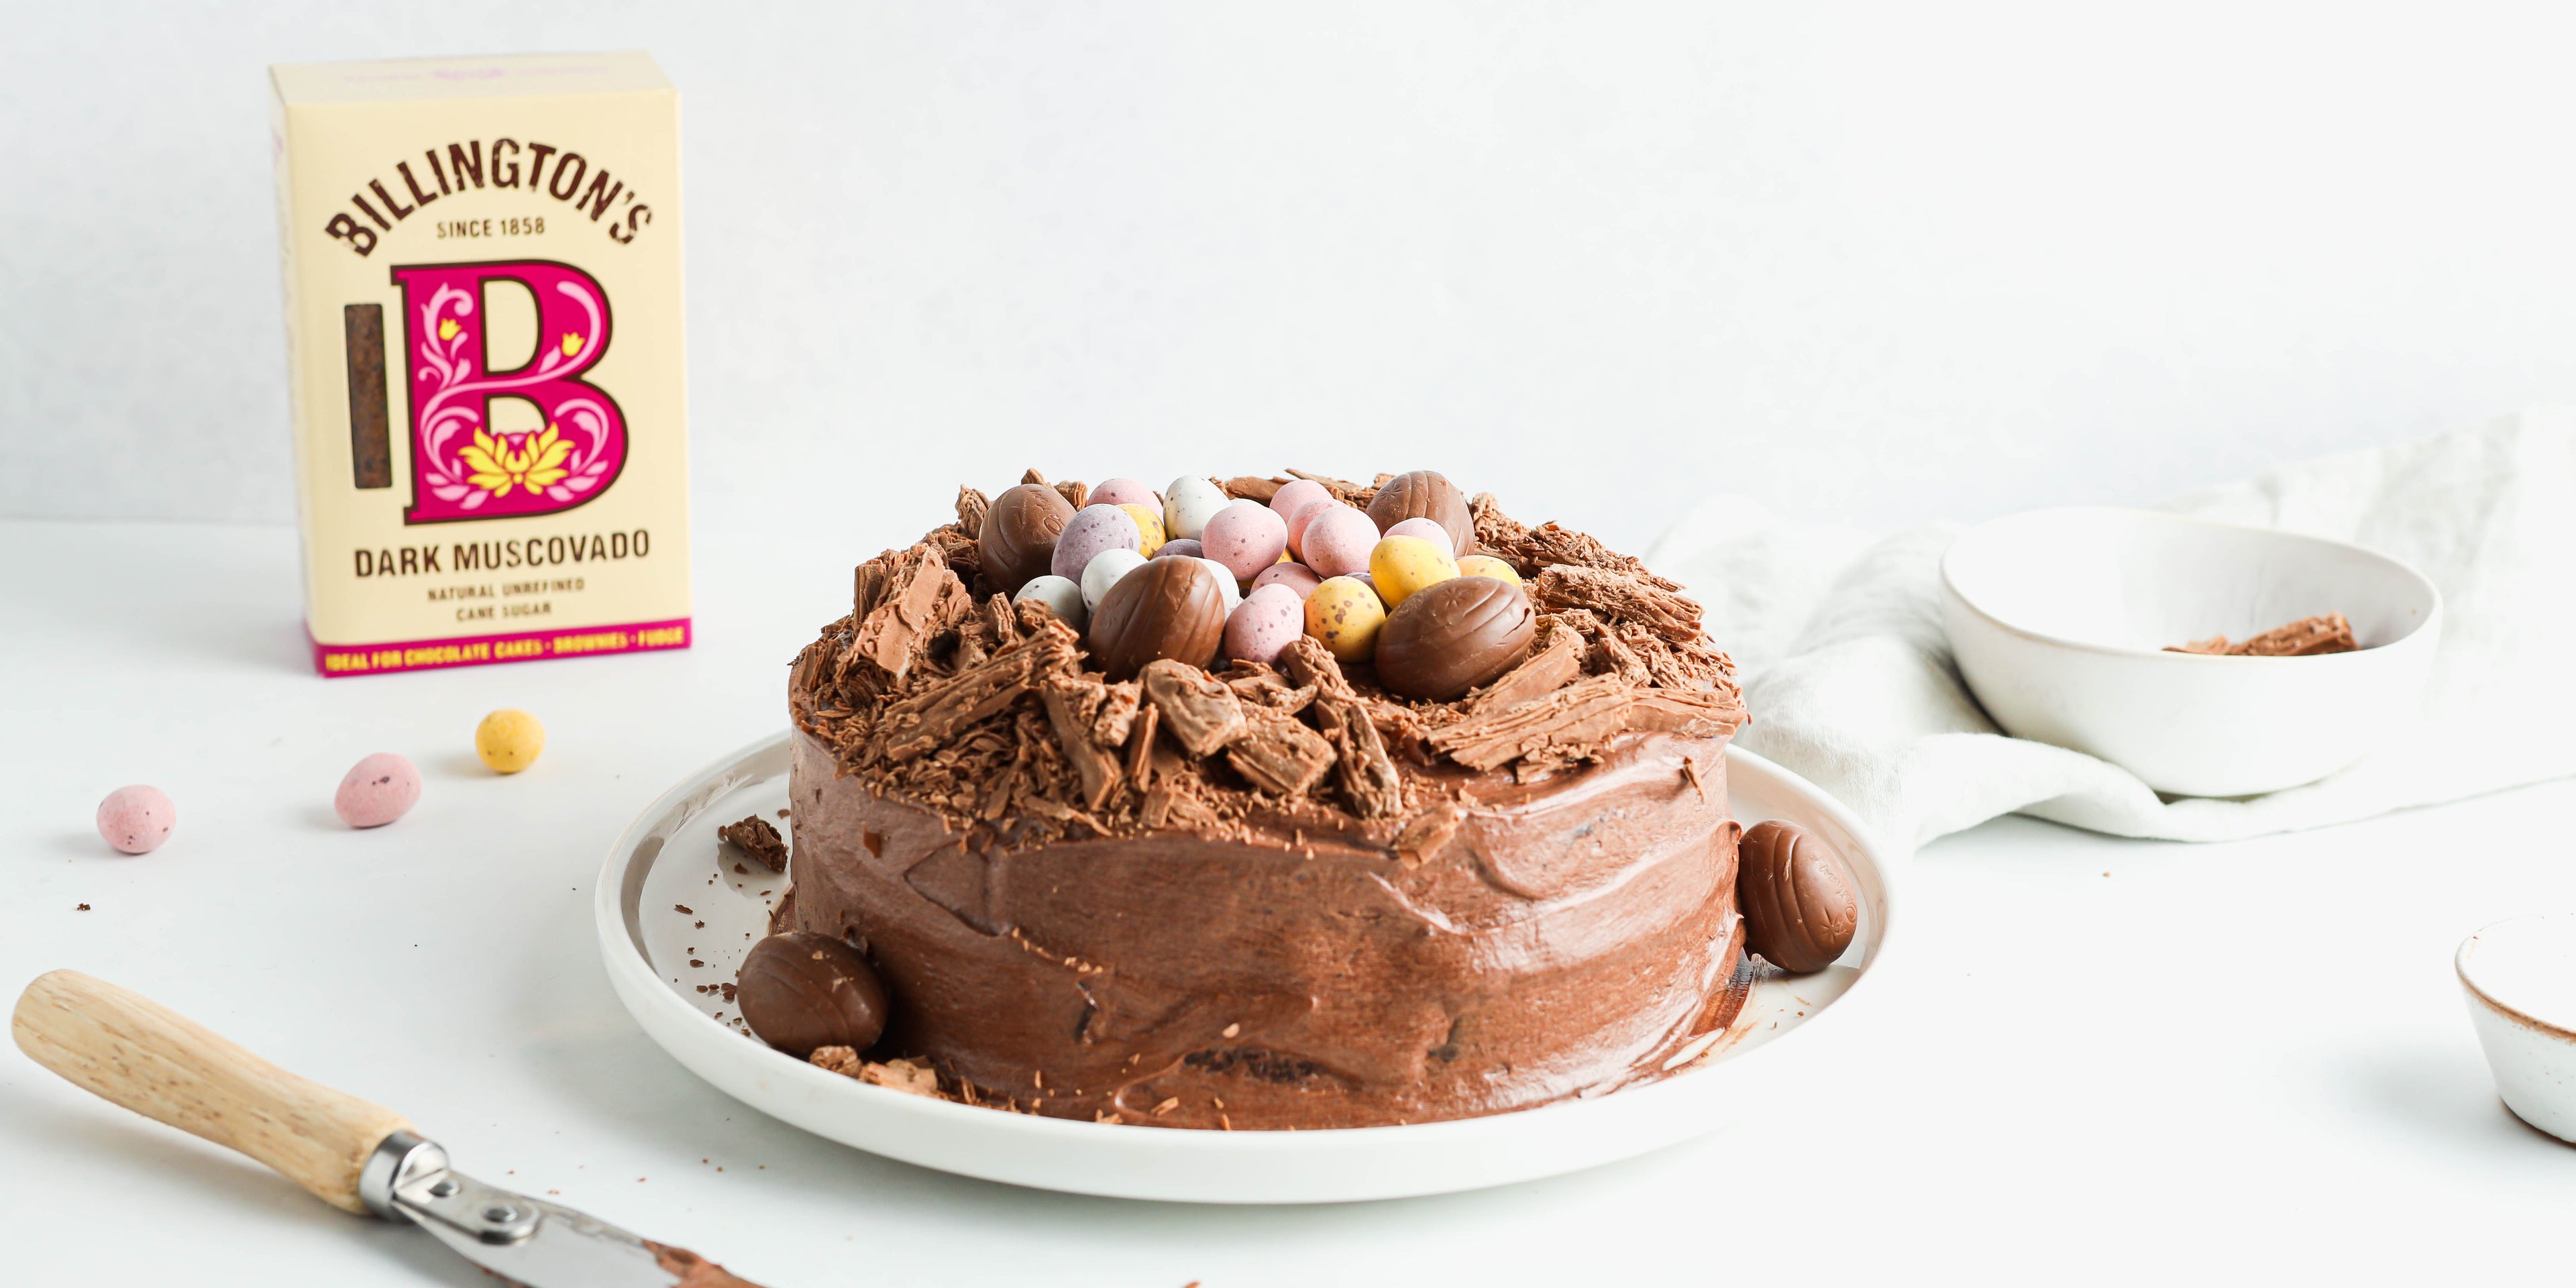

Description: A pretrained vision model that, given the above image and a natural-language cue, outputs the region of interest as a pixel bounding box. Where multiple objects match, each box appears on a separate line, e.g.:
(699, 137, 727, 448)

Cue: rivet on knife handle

(10, 969, 412, 1213)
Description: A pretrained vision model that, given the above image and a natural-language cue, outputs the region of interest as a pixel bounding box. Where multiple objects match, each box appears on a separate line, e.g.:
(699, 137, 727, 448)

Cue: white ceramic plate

(595, 732, 1898, 1203)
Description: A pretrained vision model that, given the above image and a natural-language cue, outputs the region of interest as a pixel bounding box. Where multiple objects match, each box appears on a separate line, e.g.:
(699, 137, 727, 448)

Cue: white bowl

(595, 733, 1899, 1203)
(1939, 506, 2441, 798)
(2457, 914, 2576, 1144)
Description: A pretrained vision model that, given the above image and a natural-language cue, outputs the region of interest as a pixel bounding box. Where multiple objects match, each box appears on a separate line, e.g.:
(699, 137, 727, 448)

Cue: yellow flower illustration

(559, 332, 583, 357)
(438, 317, 460, 341)
(459, 423, 575, 498)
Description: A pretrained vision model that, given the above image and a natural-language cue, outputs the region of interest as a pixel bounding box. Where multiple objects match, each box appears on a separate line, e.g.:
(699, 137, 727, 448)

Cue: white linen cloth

(1644, 408, 2576, 855)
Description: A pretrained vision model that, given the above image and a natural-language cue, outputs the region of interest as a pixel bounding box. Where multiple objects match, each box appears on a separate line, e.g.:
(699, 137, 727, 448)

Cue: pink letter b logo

(392, 259, 629, 523)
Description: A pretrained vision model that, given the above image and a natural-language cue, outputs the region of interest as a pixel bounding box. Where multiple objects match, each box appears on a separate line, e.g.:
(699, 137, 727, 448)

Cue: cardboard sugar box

(270, 52, 689, 676)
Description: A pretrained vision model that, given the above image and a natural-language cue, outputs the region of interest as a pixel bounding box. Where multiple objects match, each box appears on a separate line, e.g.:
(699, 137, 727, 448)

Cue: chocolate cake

(777, 470, 1750, 1129)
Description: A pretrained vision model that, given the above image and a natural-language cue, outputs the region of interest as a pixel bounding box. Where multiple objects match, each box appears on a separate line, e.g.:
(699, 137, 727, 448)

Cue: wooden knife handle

(11, 969, 414, 1214)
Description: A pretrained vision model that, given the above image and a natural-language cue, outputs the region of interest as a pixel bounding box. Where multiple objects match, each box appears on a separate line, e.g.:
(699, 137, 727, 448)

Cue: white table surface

(6, 517, 2571, 1286)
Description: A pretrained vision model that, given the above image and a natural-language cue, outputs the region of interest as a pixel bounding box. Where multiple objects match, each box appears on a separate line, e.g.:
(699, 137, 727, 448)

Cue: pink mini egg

(1200, 500, 1289, 580)
(1152, 537, 1205, 560)
(95, 785, 174, 855)
(1051, 504, 1144, 580)
(1089, 477, 1157, 509)
(1252, 561, 1322, 600)
(1383, 516, 1455, 559)
(1225, 584, 1307, 667)
(1300, 504, 1381, 579)
(1269, 479, 1334, 523)
(335, 753, 421, 829)
(1286, 498, 1340, 557)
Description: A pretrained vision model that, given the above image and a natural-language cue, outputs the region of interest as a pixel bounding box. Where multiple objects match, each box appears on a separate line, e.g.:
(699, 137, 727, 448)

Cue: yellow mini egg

(1367, 536, 1458, 610)
(474, 708, 545, 773)
(1117, 503, 1166, 557)
(1303, 576, 1387, 662)
(1454, 554, 1523, 587)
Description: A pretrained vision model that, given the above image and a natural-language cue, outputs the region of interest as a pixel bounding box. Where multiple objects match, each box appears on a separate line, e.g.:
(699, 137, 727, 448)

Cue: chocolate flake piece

(1141, 659, 1248, 757)
(1428, 674, 1743, 771)
(1226, 706, 1337, 797)
(719, 815, 789, 871)
(2167, 612, 2360, 657)
(846, 544, 977, 684)
(1281, 637, 1405, 818)
(1468, 619, 1585, 712)
(1222, 476, 1288, 502)
(864, 617, 1079, 763)
(1091, 681, 1142, 748)
(1125, 702, 1161, 790)
(955, 486, 990, 535)
(1226, 665, 1318, 716)
(1529, 566, 1703, 645)
(1393, 802, 1467, 867)
(1040, 673, 1126, 810)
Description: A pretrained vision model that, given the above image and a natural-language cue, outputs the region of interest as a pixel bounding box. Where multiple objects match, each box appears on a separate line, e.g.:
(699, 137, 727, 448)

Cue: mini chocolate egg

(95, 785, 174, 855)
(1382, 516, 1455, 559)
(1375, 576, 1537, 700)
(474, 708, 545, 773)
(1201, 500, 1289, 580)
(1252, 561, 1322, 600)
(1300, 504, 1381, 579)
(1089, 556, 1228, 680)
(1153, 537, 1205, 560)
(978, 482, 1075, 592)
(1014, 574, 1087, 628)
(1163, 476, 1232, 541)
(1366, 469, 1473, 553)
(1225, 583, 1307, 666)
(1090, 477, 1157, 509)
(1195, 557, 1244, 611)
(1269, 478, 1334, 522)
(1738, 820, 1859, 973)
(1286, 497, 1340, 557)
(1303, 576, 1387, 661)
(335, 753, 421, 828)
(1081, 547, 1149, 612)
(1051, 504, 1144, 580)
(738, 931, 891, 1058)
(1117, 503, 1167, 557)
(1454, 554, 1522, 586)
(1368, 535, 1458, 609)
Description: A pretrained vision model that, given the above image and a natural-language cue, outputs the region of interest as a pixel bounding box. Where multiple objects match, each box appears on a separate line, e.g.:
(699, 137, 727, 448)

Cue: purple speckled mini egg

(1252, 561, 1322, 600)
(1300, 505, 1381, 579)
(1269, 479, 1334, 522)
(335, 753, 422, 829)
(1051, 504, 1144, 580)
(1382, 516, 1455, 559)
(95, 785, 175, 855)
(1152, 538, 1205, 560)
(1089, 477, 1157, 509)
(1200, 500, 1289, 580)
(1224, 584, 1307, 666)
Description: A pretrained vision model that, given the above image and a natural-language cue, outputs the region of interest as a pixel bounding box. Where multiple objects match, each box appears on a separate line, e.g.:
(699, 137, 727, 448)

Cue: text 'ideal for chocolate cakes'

(757, 468, 1790, 1130)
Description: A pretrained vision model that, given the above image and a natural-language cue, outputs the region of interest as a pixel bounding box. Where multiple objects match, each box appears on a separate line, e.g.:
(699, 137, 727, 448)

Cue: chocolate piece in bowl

(979, 483, 1076, 593)
(1375, 577, 1538, 701)
(1366, 469, 1474, 553)
(1737, 820, 1858, 973)
(2168, 612, 2360, 657)
(737, 932, 892, 1058)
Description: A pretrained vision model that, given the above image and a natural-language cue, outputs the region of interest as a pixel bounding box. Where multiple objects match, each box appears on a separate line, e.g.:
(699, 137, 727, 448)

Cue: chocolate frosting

(788, 725, 1744, 1129)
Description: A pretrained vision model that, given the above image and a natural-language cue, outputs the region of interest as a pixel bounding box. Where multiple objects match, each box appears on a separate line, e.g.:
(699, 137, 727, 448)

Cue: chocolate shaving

(1428, 674, 1743, 771)
(1040, 673, 1126, 810)
(863, 616, 1078, 764)
(1142, 659, 1248, 756)
(1529, 566, 1703, 645)
(1468, 620, 1585, 712)
(1126, 702, 1161, 790)
(1226, 706, 1337, 796)
(1393, 802, 1468, 867)
(718, 816, 788, 871)
(1222, 476, 1287, 502)
(1470, 493, 1680, 589)
(1055, 479, 1089, 511)
(1281, 638, 1405, 818)
(2168, 613, 2360, 657)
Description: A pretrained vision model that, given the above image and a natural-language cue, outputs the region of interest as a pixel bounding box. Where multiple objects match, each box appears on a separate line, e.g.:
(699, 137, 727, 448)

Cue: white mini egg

(1163, 476, 1232, 541)
(1196, 557, 1244, 612)
(1013, 574, 1087, 629)
(1081, 547, 1150, 612)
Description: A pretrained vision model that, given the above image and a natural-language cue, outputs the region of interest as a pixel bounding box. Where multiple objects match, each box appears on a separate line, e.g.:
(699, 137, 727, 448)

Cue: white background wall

(9, 2, 2576, 555)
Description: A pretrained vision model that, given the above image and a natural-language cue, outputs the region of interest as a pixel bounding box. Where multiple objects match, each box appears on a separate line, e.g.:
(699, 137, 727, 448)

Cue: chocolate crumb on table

(718, 815, 790, 871)
(2167, 612, 2360, 657)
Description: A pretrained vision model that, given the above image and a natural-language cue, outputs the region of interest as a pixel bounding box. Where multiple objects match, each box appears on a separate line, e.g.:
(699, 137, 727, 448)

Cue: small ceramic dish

(1939, 506, 2441, 798)
(2457, 914, 2576, 1144)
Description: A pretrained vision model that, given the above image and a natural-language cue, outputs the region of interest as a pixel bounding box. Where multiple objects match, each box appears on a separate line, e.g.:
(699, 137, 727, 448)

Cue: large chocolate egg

(1373, 576, 1536, 700)
(1088, 555, 1228, 680)
(1737, 820, 1858, 973)
(1365, 470, 1473, 555)
(979, 483, 1075, 592)
(737, 931, 892, 1058)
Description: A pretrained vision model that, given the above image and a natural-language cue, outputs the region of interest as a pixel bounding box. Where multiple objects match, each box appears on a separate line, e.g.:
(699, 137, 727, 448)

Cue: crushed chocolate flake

(1142, 659, 1248, 757)
(718, 815, 788, 871)
(2169, 613, 2361, 657)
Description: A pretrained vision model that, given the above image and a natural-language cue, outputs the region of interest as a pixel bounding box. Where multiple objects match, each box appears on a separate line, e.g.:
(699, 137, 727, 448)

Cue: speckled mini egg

(1224, 583, 1307, 666)
(1269, 478, 1334, 523)
(1089, 477, 1157, 510)
(1153, 537, 1204, 560)
(1382, 516, 1455, 559)
(1286, 498, 1339, 557)
(1051, 504, 1144, 580)
(1163, 476, 1232, 541)
(1081, 547, 1150, 612)
(1454, 554, 1522, 586)
(1195, 557, 1244, 611)
(1014, 574, 1087, 628)
(334, 753, 421, 829)
(1117, 503, 1167, 557)
(1252, 561, 1322, 600)
(1368, 535, 1458, 609)
(1303, 576, 1388, 661)
(1201, 500, 1289, 580)
(1300, 504, 1381, 579)
(95, 785, 174, 855)
(474, 708, 545, 773)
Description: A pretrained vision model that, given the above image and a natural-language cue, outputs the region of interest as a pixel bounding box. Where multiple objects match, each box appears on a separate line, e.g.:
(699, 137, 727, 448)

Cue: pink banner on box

(310, 618, 690, 677)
